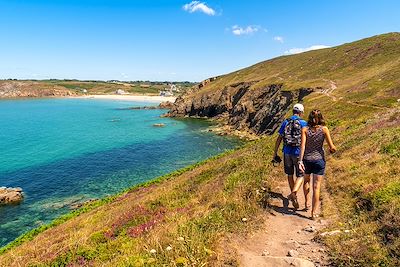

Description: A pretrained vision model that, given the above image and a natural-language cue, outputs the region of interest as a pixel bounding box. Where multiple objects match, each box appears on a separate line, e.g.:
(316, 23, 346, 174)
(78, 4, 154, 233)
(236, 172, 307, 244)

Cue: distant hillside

(168, 32, 400, 135)
(0, 80, 196, 98)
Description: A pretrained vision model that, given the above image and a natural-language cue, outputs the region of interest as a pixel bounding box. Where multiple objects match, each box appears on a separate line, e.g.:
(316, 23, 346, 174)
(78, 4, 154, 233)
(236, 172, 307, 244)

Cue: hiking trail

(318, 80, 390, 110)
(232, 174, 330, 267)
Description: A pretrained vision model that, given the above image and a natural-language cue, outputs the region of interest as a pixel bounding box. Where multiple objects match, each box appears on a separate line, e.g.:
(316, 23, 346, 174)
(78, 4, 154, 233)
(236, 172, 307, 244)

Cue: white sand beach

(75, 94, 177, 103)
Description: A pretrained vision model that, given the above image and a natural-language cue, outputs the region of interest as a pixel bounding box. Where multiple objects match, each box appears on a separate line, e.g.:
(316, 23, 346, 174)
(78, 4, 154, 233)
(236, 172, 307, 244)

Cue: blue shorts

(304, 159, 325, 175)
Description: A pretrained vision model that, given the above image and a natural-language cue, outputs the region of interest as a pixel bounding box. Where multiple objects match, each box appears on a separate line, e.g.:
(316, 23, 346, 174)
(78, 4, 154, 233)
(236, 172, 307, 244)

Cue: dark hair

(308, 109, 325, 127)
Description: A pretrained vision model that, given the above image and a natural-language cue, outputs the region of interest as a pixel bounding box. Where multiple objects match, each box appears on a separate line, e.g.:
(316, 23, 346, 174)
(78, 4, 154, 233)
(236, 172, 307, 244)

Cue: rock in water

(158, 101, 174, 109)
(0, 187, 24, 204)
(153, 123, 165, 127)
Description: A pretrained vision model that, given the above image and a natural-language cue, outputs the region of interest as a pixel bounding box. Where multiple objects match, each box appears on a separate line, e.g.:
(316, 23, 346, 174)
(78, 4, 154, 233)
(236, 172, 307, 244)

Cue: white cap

(293, 103, 304, 113)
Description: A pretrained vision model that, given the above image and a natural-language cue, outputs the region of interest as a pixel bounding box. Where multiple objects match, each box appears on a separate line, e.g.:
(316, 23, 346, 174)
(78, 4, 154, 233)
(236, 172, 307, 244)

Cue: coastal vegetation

(0, 33, 399, 266)
(0, 80, 195, 98)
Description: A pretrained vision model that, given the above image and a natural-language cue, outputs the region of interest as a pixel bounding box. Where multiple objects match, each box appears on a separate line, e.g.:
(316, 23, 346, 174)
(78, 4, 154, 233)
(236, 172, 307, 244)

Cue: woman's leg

(312, 174, 323, 217)
(303, 174, 311, 209)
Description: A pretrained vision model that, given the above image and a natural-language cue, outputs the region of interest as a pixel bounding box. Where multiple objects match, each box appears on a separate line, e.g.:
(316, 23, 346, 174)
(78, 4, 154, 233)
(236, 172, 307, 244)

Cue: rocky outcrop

(0, 81, 76, 98)
(0, 187, 23, 205)
(158, 101, 175, 109)
(124, 101, 175, 110)
(167, 82, 313, 135)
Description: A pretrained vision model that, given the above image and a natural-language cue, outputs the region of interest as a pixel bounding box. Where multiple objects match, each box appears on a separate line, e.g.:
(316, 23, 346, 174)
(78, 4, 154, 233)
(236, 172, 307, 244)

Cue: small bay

(0, 98, 241, 246)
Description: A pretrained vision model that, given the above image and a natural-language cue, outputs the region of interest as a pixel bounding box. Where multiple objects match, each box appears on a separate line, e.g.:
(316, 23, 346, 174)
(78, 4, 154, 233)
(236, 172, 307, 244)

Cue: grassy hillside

(198, 32, 400, 108)
(0, 33, 399, 266)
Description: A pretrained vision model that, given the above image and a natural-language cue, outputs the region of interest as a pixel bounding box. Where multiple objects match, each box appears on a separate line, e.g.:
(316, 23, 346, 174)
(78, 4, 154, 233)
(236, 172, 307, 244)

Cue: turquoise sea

(0, 98, 241, 246)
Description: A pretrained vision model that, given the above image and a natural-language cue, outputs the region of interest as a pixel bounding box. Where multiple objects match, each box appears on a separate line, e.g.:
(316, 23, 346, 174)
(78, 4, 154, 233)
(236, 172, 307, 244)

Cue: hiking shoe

(292, 197, 299, 210)
(288, 193, 299, 210)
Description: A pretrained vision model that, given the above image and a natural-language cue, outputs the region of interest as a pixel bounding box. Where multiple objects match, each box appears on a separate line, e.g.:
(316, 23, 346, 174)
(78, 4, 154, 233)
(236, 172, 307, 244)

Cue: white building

(116, 89, 126, 95)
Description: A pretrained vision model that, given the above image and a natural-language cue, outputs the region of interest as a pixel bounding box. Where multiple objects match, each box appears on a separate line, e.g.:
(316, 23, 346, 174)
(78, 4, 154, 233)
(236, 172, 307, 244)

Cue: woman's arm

(323, 126, 337, 153)
(299, 127, 307, 171)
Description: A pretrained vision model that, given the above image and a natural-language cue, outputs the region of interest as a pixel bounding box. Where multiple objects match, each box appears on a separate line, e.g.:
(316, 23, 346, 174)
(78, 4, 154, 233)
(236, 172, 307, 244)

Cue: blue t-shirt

(278, 115, 307, 156)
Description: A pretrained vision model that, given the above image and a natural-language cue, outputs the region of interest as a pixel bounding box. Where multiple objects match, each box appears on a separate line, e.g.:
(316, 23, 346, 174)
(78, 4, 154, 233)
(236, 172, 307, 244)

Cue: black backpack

(283, 118, 302, 147)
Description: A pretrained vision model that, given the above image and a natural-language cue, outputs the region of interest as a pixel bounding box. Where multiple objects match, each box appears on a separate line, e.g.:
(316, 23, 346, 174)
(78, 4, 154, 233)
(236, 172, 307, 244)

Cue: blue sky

(0, 0, 399, 81)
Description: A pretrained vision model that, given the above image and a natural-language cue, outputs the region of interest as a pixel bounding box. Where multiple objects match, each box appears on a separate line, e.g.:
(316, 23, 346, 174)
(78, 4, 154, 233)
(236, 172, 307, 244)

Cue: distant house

(82, 89, 88, 93)
(115, 89, 126, 95)
(159, 90, 173, 97)
(169, 84, 177, 92)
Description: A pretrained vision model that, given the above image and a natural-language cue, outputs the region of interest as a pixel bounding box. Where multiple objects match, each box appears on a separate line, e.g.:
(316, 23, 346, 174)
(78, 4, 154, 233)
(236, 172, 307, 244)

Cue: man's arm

(273, 135, 283, 157)
(274, 121, 286, 158)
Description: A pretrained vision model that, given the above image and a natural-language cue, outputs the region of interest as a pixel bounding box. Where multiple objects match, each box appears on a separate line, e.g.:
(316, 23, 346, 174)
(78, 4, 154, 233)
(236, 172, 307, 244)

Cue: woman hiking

(288, 109, 336, 219)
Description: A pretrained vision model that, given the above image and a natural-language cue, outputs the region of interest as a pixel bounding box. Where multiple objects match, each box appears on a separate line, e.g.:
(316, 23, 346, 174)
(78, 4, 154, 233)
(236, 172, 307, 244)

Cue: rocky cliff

(167, 82, 312, 135)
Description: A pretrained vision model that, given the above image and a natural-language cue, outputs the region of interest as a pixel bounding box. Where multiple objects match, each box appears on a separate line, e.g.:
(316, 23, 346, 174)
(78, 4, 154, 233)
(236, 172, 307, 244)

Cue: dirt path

(320, 79, 338, 101)
(235, 178, 330, 267)
(317, 80, 390, 110)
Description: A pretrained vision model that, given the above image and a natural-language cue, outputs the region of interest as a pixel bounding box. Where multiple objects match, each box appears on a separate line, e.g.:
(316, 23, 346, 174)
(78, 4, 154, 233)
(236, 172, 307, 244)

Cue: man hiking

(272, 103, 308, 209)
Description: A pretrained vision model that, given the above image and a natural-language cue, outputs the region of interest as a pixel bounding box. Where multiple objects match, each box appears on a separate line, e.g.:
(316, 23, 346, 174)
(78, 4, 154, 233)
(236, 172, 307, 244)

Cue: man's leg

(287, 175, 294, 191)
(284, 154, 300, 209)
(290, 176, 304, 194)
(289, 154, 304, 195)
(284, 154, 295, 191)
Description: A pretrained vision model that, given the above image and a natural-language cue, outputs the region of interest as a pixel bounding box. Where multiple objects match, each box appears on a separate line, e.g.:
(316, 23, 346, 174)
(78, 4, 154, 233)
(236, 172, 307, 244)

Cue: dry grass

(0, 138, 275, 266)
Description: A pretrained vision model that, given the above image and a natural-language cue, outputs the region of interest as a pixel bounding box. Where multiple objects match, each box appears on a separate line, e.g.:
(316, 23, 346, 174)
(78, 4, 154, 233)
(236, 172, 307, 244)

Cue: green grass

(370, 182, 400, 207)
(127, 86, 160, 94)
(381, 136, 400, 157)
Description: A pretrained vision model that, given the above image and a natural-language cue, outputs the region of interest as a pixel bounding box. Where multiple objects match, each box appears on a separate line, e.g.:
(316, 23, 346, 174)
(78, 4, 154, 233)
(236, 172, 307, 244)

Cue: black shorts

(284, 154, 304, 177)
(304, 159, 326, 175)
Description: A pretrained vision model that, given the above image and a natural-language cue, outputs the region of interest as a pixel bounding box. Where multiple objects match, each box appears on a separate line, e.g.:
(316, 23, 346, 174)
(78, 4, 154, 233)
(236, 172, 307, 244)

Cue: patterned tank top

(304, 127, 325, 161)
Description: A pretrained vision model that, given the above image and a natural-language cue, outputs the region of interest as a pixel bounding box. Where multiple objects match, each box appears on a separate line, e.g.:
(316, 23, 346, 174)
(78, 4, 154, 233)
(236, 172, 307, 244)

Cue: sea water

(0, 98, 241, 246)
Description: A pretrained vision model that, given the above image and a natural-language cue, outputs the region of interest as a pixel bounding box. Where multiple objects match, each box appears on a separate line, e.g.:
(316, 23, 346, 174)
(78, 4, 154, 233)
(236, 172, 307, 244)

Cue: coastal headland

(0, 33, 399, 266)
(0, 80, 193, 100)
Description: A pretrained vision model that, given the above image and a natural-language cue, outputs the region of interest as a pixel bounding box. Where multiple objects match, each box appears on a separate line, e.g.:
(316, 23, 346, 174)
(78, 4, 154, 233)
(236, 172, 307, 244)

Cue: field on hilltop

(0, 33, 399, 266)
